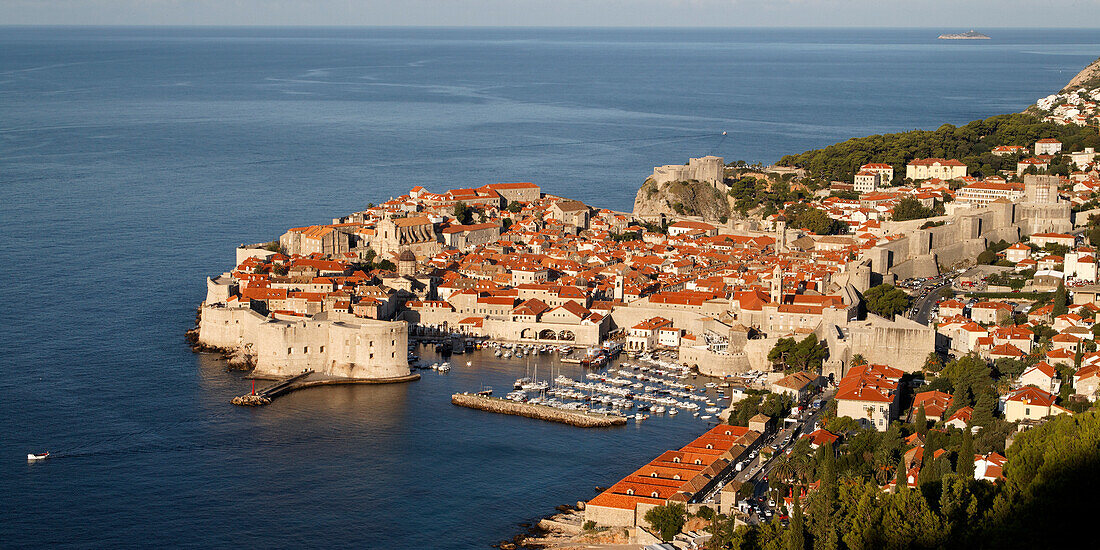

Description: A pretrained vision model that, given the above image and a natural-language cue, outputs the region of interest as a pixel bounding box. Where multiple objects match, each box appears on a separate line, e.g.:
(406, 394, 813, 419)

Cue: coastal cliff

(632, 177, 732, 223)
(1063, 56, 1100, 92)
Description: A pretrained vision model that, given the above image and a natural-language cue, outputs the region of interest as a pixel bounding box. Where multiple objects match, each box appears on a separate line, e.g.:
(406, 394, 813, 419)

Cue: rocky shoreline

(495, 502, 632, 550)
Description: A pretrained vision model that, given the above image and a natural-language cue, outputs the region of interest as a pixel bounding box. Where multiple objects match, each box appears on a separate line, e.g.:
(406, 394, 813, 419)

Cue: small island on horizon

(939, 30, 991, 40)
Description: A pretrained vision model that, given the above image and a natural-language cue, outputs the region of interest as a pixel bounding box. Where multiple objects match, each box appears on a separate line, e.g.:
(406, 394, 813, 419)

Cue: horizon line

(1, 24, 1098, 30)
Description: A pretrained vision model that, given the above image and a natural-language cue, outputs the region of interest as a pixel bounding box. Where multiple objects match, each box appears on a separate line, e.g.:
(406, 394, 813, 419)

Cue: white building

(906, 158, 967, 181)
(1035, 139, 1063, 156)
(853, 171, 880, 193)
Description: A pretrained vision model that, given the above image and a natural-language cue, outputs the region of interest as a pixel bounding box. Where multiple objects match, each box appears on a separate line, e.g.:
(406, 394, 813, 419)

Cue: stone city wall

(198, 306, 410, 380)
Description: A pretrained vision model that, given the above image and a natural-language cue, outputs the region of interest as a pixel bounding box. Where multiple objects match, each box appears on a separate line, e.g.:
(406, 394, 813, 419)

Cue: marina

(417, 338, 731, 427)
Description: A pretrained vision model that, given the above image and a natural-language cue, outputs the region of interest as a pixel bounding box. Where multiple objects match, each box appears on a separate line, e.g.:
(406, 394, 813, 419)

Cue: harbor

(414, 337, 735, 427)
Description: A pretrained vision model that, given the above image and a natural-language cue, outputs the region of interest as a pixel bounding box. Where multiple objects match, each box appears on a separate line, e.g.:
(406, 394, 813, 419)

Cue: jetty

(451, 393, 628, 427)
(232, 370, 420, 406)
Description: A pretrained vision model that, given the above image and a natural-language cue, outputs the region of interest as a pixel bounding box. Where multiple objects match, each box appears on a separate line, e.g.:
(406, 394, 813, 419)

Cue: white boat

(466, 361, 472, 367)
(668, 408, 678, 415)
(705, 407, 719, 413)
(27, 451, 50, 461)
(701, 415, 712, 420)
(438, 363, 451, 372)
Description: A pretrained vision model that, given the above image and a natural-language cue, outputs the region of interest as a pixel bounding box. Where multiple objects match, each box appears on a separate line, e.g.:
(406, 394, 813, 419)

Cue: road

(913, 281, 948, 325)
(718, 388, 836, 525)
(906, 273, 958, 325)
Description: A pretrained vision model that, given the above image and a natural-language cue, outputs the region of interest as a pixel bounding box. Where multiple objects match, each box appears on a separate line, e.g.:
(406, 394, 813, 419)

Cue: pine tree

(958, 428, 975, 479)
(914, 405, 928, 437)
(1052, 280, 1068, 316)
(972, 392, 996, 427)
(788, 492, 805, 550)
(811, 442, 839, 550)
(897, 456, 910, 493)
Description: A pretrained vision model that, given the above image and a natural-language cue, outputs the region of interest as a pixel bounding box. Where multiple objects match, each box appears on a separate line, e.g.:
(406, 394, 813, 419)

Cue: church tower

(770, 265, 783, 304)
(775, 214, 787, 253)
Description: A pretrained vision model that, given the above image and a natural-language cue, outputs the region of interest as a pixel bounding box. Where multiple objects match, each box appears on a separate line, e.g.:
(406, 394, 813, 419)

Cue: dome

(397, 249, 416, 262)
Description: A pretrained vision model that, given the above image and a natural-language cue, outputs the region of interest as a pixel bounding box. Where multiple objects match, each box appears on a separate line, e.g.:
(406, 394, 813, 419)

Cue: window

(651, 491, 660, 498)
(626, 489, 634, 495)
(303, 347, 308, 353)
(672, 457, 680, 463)
(651, 472, 658, 478)
(1026, 407, 1031, 416)
(694, 459, 702, 465)
(319, 346, 324, 353)
(370, 353, 374, 359)
(706, 444, 713, 449)
(673, 474, 681, 480)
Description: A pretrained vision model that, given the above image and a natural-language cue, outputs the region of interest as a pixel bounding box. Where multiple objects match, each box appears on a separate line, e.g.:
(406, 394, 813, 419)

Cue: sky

(0, 0, 1098, 27)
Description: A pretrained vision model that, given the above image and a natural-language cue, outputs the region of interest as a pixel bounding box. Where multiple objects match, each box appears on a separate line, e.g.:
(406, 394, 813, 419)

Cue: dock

(451, 393, 628, 427)
(232, 371, 420, 406)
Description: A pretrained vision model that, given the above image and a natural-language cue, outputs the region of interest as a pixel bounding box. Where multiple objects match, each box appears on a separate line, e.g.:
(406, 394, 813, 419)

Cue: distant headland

(938, 30, 991, 40)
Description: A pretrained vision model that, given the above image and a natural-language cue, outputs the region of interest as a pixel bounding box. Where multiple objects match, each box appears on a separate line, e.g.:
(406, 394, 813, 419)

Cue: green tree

(453, 202, 473, 224)
(914, 405, 928, 438)
(893, 197, 934, 221)
(788, 494, 805, 550)
(863, 284, 911, 318)
(1052, 280, 1068, 316)
(643, 502, 686, 542)
(924, 352, 944, 373)
(958, 428, 975, 479)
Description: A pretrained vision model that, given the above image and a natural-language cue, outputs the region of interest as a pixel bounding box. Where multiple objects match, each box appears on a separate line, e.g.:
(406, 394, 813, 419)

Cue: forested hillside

(706, 407, 1100, 550)
(778, 113, 1100, 182)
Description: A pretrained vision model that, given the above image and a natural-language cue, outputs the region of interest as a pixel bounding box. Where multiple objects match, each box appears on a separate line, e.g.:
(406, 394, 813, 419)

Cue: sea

(1, 26, 1097, 548)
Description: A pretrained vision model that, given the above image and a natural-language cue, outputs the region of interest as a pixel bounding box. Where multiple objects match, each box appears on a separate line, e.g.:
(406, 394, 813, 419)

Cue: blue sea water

(1, 26, 1097, 548)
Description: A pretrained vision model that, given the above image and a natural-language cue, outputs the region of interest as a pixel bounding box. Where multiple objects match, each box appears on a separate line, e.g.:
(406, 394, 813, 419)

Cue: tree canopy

(784, 202, 843, 235)
(643, 502, 686, 541)
(893, 197, 942, 221)
(778, 113, 1100, 182)
(863, 284, 911, 318)
(768, 334, 829, 372)
(705, 406, 1100, 550)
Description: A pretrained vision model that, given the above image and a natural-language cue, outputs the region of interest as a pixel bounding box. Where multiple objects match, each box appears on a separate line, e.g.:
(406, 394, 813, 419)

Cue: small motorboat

(27, 451, 50, 461)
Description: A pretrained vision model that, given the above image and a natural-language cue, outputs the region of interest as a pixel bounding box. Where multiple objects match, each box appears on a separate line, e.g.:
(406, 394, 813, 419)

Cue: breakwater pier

(232, 371, 420, 406)
(451, 393, 628, 427)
